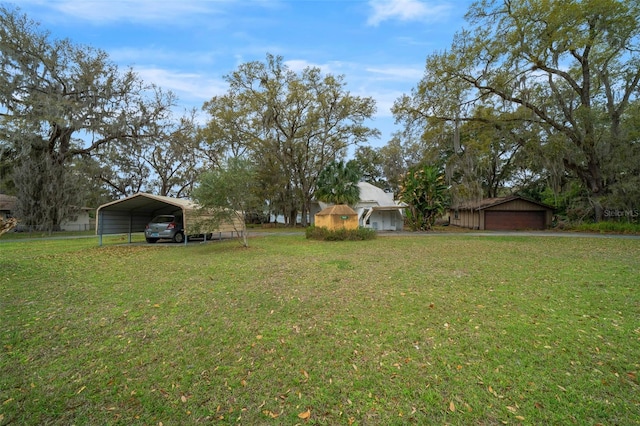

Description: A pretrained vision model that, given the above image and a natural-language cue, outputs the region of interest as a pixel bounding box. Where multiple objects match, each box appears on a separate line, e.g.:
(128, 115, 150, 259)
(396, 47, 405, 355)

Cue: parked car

(145, 215, 184, 243)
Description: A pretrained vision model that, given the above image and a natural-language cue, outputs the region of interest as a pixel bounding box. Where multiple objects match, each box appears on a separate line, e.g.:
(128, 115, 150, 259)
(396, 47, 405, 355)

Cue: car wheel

(146, 238, 158, 244)
(173, 232, 184, 243)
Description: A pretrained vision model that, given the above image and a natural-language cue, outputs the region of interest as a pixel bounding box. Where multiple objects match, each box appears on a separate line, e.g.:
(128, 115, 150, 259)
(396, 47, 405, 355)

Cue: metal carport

(96, 193, 204, 246)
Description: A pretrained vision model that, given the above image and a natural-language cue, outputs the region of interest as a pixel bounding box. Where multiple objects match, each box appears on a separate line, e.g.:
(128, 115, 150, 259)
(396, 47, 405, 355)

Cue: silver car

(145, 215, 184, 243)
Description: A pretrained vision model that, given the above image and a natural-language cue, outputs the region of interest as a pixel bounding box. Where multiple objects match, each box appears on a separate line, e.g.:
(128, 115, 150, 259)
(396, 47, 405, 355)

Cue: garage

(96, 192, 242, 245)
(449, 196, 554, 230)
(484, 210, 546, 230)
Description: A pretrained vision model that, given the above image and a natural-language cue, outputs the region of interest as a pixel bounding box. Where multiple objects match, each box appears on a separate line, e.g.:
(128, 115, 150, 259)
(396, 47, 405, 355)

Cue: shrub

(567, 221, 640, 234)
(305, 226, 377, 241)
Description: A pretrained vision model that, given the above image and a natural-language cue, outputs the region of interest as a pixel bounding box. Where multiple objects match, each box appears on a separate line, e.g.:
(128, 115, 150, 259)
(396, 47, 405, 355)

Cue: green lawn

(1, 234, 639, 425)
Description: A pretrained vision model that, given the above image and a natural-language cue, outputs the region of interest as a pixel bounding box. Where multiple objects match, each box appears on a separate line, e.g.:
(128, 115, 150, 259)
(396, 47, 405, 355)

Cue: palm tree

(315, 160, 361, 206)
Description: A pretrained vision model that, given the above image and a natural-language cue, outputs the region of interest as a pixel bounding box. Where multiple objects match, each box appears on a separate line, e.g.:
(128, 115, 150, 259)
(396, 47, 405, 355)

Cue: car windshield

(151, 215, 175, 223)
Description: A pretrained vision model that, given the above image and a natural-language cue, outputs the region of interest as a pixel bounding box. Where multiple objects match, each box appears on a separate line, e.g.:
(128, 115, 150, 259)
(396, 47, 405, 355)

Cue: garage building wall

(450, 196, 553, 230)
(481, 199, 552, 230)
(451, 209, 480, 229)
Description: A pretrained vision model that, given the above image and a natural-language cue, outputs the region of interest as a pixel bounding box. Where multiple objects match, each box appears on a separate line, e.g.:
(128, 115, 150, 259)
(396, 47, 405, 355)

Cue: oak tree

(0, 6, 176, 229)
(393, 0, 640, 220)
(201, 54, 379, 226)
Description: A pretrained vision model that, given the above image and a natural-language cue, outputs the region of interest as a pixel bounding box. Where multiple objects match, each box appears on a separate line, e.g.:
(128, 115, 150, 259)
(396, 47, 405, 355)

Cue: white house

(0, 194, 93, 231)
(60, 207, 93, 231)
(310, 182, 405, 231)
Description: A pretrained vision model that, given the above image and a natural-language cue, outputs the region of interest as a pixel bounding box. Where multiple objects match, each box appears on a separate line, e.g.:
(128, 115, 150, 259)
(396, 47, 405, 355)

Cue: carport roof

(97, 192, 197, 214)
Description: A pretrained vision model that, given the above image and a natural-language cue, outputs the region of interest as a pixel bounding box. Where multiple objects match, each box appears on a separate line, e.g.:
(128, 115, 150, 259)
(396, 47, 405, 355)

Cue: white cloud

(284, 59, 345, 74)
(367, 0, 451, 26)
(366, 66, 424, 81)
(135, 67, 228, 103)
(283, 59, 321, 72)
(21, 0, 225, 24)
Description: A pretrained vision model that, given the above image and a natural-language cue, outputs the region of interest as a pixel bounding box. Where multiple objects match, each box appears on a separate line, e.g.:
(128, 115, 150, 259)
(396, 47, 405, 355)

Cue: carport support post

(128, 214, 133, 244)
(98, 210, 103, 246)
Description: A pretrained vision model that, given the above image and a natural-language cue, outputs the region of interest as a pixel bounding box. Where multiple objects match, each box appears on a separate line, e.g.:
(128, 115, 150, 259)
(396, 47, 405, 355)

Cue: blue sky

(13, 0, 474, 148)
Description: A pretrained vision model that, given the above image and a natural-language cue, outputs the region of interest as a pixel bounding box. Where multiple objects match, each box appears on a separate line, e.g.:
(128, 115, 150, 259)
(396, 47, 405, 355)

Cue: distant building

(0, 194, 16, 220)
(0, 194, 93, 231)
(449, 196, 554, 230)
(310, 182, 405, 231)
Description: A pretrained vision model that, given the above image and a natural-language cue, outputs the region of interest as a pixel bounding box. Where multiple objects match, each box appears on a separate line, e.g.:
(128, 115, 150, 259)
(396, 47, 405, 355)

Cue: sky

(12, 0, 475, 149)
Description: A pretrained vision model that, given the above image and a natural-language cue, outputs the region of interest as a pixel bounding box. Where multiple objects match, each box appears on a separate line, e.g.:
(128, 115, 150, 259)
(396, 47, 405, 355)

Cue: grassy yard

(1, 234, 639, 425)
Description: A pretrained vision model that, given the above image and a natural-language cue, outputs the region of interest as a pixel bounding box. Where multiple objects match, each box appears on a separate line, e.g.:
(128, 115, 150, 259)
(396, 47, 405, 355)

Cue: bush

(566, 221, 640, 234)
(305, 226, 377, 241)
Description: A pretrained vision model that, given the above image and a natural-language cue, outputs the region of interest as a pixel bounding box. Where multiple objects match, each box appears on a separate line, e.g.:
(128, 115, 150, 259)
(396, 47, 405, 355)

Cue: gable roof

(453, 195, 554, 211)
(97, 192, 197, 213)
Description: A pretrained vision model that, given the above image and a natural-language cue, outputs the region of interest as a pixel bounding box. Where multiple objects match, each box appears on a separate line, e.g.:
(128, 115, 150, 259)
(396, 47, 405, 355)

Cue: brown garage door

(484, 210, 545, 230)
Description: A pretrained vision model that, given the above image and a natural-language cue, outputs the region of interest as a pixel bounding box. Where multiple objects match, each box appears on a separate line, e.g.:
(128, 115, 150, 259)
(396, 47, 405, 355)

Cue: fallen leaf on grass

(181, 395, 187, 403)
(449, 401, 456, 412)
(298, 409, 311, 419)
(263, 410, 279, 418)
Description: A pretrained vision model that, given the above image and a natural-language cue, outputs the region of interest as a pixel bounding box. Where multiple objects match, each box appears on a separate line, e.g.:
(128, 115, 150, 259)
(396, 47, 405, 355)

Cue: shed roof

(315, 204, 358, 216)
(453, 195, 554, 211)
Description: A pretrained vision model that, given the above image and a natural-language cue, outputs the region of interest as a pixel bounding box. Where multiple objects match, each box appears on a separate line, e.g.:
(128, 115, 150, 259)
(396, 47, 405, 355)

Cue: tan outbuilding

(314, 204, 359, 230)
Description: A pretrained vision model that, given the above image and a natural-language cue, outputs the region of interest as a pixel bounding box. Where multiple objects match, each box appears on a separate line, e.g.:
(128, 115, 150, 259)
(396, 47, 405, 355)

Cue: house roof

(453, 195, 554, 211)
(357, 182, 395, 206)
(0, 194, 17, 211)
(316, 204, 358, 216)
